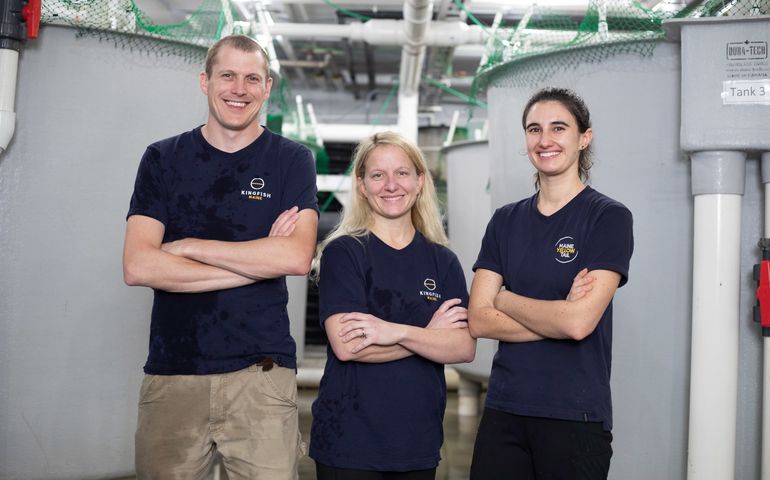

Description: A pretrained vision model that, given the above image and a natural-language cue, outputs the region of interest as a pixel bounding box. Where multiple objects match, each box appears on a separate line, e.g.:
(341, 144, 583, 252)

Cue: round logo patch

(554, 236, 578, 264)
(250, 177, 265, 190)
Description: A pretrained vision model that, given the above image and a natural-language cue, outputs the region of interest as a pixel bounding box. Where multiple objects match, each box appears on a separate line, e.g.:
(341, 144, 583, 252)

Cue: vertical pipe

(0, 48, 18, 152)
(295, 94, 306, 142)
(397, 93, 419, 142)
(398, 0, 432, 141)
(687, 150, 746, 480)
(761, 152, 770, 480)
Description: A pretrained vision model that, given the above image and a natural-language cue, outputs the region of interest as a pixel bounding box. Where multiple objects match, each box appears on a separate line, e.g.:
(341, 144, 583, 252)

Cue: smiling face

(524, 100, 592, 183)
(358, 144, 425, 225)
(199, 44, 272, 135)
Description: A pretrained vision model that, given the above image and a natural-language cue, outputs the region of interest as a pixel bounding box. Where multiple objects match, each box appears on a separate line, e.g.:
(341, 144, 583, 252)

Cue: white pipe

(267, 20, 484, 47)
(397, 93, 419, 143)
(313, 123, 400, 143)
(396, 0, 432, 140)
(443, 110, 460, 147)
(267, 21, 651, 49)
(273, 0, 590, 15)
(399, 0, 430, 96)
(0, 49, 19, 153)
(305, 103, 323, 147)
(295, 94, 306, 141)
(762, 151, 770, 480)
(687, 151, 745, 480)
(254, 2, 282, 75)
(688, 194, 741, 480)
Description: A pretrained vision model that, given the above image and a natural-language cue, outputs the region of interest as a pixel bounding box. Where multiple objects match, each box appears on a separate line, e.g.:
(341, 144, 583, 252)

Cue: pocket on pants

(262, 366, 298, 407)
(138, 374, 163, 405)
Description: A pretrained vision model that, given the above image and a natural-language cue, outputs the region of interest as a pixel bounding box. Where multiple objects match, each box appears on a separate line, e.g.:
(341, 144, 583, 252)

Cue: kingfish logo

(241, 177, 273, 201)
(554, 236, 578, 264)
(420, 278, 442, 302)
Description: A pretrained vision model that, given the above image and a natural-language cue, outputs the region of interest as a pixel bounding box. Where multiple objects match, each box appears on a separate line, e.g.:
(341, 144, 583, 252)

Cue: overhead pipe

(267, 21, 657, 50)
(280, 53, 332, 69)
(687, 150, 745, 480)
(268, 20, 485, 47)
(276, 0, 591, 16)
(313, 123, 399, 143)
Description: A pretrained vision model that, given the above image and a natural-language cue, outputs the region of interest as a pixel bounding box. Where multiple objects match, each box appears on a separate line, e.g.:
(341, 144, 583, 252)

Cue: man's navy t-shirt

(474, 187, 633, 430)
(127, 127, 318, 374)
(310, 232, 468, 471)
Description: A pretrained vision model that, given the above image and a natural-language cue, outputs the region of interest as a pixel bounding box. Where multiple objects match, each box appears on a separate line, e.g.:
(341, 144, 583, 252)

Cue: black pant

(469, 408, 612, 480)
(315, 462, 436, 480)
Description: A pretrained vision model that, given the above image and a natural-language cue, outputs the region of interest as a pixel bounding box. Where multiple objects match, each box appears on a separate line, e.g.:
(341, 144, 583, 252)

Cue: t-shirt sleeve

(443, 252, 470, 307)
(584, 205, 634, 287)
(319, 240, 368, 324)
(282, 144, 319, 215)
(126, 145, 167, 225)
(473, 208, 503, 275)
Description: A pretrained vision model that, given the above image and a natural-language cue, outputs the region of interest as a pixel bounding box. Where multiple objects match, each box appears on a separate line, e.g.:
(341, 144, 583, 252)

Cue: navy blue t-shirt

(127, 127, 318, 374)
(310, 232, 468, 471)
(474, 187, 633, 431)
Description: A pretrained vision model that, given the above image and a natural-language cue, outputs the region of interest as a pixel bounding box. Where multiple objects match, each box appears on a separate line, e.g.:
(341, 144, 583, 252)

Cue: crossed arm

(123, 206, 318, 293)
(468, 268, 620, 342)
(324, 298, 476, 364)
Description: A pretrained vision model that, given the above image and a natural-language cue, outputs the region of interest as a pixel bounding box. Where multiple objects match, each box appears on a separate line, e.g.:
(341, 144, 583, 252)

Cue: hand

(338, 312, 403, 354)
(269, 206, 300, 237)
(566, 268, 595, 301)
(427, 298, 468, 329)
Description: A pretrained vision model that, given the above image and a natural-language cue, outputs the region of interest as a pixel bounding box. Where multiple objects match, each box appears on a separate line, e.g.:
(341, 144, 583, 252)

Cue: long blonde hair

(311, 131, 447, 280)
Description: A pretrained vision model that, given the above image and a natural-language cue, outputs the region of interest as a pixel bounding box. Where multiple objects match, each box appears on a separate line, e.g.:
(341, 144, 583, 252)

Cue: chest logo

(554, 236, 579, 264)
(420, 278, 441, 302)
(250, 178, 265, 190)
(241, 177, 272, 201)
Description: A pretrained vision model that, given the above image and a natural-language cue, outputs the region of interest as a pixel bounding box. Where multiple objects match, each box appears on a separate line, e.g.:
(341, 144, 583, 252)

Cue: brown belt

(255, 357, 274, 372)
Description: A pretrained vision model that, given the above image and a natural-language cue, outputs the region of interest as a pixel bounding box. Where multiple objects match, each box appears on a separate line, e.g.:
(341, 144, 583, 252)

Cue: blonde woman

(309, 132, 475, 479)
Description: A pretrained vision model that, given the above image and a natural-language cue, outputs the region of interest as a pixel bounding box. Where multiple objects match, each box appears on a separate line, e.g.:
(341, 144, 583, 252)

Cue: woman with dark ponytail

(468, 87, 634, 479)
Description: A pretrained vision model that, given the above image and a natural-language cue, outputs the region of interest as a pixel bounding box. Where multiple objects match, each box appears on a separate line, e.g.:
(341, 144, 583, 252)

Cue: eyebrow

(525, 120, 570, 129)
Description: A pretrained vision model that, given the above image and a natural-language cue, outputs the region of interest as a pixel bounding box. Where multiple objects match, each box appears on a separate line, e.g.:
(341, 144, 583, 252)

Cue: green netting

(471, 0, 770, 91)
(39, 0, 769, 128)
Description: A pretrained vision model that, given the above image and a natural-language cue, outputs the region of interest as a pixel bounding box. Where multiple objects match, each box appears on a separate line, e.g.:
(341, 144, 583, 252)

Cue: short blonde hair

(312, 131, 447, 280)
(205, 34, 270, 81)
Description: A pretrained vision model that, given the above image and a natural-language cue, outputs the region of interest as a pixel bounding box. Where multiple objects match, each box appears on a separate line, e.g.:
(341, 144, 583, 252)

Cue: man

(123, 35, 318, 480)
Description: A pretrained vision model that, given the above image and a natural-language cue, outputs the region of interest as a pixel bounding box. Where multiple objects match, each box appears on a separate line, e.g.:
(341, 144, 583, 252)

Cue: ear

(580, 128, 593, 149)
(357, 176, 366, 198)
(199, 72, 209, 96)
(264, 76, 273, 99)
(417, 171, 426, 193)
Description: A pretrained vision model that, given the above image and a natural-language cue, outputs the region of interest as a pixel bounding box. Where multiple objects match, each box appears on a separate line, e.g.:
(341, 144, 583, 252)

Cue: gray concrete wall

(484, 41, 762, 479)
(0, 26, 206, 479)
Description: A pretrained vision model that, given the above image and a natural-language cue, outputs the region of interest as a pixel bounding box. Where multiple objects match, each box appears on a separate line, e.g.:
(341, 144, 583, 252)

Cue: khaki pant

(135, 363, 305, 480)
